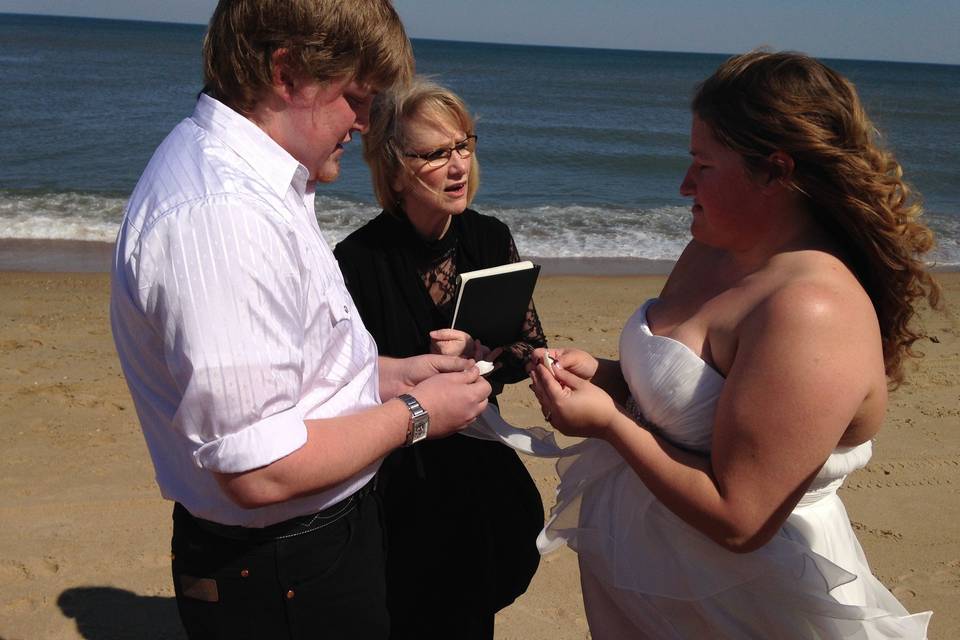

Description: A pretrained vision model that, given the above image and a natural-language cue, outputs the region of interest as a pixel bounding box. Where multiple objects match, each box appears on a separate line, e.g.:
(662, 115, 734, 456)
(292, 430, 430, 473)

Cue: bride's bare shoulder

(753, 250, 879, 339)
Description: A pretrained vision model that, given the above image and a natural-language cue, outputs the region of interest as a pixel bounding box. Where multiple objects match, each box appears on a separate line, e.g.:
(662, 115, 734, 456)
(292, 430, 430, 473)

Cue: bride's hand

(528, 347, 598, 381)
(529, 361, 618, 439)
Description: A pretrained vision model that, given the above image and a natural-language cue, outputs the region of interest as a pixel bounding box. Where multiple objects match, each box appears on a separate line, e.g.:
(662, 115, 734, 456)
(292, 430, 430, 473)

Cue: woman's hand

(529, 360, 619, 439)
(430, 329, 496, 361)
(529, 347, 599, 381)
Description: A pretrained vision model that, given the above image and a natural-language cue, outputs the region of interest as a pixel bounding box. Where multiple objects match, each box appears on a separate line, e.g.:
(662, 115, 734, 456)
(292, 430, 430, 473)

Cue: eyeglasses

(403, 135, 477, 169)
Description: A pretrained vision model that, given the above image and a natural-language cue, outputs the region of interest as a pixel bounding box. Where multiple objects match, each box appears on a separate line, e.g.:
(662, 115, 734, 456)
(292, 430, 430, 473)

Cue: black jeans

(171, 484, 388, 640)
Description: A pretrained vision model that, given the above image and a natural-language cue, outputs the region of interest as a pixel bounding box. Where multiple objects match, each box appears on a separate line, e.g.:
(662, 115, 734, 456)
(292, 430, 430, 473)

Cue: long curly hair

(693, 50, 940, 386)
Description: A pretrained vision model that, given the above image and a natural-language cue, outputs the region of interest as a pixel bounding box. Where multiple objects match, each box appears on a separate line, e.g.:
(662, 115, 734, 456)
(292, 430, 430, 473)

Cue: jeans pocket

(172, 529, 280, 639)
(281, 499, 389, 639)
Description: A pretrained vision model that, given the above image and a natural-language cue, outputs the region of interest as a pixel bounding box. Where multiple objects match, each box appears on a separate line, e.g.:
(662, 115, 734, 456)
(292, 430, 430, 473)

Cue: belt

(177, 478, 376, 542)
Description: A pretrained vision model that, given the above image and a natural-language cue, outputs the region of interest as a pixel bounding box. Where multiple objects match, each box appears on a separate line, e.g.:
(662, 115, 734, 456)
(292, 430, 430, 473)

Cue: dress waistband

(795, 476, 844, 509)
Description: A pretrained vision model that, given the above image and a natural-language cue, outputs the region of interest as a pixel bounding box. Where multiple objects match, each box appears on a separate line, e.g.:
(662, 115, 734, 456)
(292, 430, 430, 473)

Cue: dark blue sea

(2, 13, 958, 269)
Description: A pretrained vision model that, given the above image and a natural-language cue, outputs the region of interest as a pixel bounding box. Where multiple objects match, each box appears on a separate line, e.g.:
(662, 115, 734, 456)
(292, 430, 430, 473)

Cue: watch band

(398, 393, 429, 446)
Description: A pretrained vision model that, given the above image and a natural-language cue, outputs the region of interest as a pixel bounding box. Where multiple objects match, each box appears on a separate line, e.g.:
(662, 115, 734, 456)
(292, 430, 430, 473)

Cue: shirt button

(240, 569, 250, 578)
(343, 305, 349, 313)
(286, 589, 296, 600)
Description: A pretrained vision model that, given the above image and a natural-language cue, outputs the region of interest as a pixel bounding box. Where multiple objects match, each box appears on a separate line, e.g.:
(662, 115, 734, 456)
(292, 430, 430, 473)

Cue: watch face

(400, 394, 429, 446)
(411, 419, 428, 442)
(413, 422, 427, 441)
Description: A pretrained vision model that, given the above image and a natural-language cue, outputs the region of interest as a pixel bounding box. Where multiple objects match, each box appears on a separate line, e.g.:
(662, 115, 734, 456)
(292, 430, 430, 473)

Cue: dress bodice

(619, 299, 723, 454)
(619, 299, 872, 486)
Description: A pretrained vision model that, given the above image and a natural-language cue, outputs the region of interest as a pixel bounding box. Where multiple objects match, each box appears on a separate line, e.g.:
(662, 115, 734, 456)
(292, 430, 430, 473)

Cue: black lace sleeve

(491, 234, 547, 385)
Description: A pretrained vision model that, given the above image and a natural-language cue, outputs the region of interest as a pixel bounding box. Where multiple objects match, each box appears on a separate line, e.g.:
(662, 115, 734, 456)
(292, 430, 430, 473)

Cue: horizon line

(2, 10, 958, 68)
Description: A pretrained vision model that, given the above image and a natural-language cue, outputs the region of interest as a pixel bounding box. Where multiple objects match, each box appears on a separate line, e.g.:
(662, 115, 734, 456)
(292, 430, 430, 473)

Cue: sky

(1, 0, 957, 65)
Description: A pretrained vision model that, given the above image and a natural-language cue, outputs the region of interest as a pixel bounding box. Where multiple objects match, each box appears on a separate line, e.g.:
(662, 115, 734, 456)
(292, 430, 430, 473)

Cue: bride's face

(679, 117, 765, 250)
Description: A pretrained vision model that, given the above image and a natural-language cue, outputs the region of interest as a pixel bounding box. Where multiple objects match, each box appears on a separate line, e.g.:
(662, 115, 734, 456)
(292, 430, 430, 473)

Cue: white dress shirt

(111, 94, 381, 527)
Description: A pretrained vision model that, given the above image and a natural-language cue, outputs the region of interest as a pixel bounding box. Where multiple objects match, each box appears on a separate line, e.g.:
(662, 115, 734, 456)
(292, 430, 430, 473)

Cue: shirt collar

(191, 93, 309, 199)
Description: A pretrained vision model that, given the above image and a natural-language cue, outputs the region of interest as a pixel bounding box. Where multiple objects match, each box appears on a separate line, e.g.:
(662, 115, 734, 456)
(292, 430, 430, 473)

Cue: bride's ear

(758, 151, 795, 193)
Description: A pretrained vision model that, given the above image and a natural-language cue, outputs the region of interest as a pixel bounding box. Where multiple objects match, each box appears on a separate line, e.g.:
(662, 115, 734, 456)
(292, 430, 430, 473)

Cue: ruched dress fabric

(538, 299, 932, 639)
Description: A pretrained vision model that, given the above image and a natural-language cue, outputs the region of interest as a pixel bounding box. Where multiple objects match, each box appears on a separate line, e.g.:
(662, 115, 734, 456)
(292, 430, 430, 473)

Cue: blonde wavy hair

(202, 0, 413, 114)
(363, 76, 480, 212)
(693, 50, 940, 386)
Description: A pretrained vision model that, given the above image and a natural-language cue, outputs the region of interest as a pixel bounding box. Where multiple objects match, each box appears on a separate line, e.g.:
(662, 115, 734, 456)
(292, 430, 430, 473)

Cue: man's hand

(410, 367, 491, 438)
(378, 354, 474, 401)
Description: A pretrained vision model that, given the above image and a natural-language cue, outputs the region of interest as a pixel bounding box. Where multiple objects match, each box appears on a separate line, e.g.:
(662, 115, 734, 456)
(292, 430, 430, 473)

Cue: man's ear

(269, 48, 299, 102)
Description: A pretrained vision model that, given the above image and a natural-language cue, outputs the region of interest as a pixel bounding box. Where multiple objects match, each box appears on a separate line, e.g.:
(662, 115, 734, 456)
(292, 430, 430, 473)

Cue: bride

(529, 50, 938, 639)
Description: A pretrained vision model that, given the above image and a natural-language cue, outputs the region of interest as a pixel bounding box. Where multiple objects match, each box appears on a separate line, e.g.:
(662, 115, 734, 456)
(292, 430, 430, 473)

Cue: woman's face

(680, 116, 764, 250)
(394, 111, 472, 226)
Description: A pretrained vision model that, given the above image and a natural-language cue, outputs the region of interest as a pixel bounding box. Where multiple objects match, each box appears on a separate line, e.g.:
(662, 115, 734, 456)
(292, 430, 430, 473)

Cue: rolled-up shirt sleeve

(137, 196, 310, 473)
(194, 405, 305, 472)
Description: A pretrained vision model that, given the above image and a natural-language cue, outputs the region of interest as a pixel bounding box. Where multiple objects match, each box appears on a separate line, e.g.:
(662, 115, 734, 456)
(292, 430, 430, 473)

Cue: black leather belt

(177, 478, 376, 542)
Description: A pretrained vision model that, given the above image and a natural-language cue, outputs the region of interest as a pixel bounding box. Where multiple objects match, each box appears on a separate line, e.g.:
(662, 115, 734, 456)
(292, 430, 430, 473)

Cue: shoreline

(0, 239, 116, 273)
(0, 238, 681, 276)
(2, 238, 957, 276)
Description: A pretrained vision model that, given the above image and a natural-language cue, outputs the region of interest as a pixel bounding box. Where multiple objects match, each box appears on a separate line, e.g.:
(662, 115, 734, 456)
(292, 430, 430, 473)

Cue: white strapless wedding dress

(534, 299, 931, 639)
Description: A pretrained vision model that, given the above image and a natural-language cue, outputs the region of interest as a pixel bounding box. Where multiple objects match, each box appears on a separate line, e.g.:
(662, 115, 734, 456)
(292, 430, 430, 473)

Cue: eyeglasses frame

(402, 134, 478, 169)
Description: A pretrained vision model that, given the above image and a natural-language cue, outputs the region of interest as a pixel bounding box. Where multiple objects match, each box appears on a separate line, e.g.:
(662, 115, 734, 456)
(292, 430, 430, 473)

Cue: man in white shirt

(110, 1, 491, 637)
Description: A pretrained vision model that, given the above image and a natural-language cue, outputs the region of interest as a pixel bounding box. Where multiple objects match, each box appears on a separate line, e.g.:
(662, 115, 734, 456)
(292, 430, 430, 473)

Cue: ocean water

(2, 13, 958, 269)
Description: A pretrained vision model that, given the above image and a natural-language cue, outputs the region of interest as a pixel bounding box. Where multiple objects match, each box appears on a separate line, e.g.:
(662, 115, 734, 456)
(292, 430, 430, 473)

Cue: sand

(0, 270, 957, 639)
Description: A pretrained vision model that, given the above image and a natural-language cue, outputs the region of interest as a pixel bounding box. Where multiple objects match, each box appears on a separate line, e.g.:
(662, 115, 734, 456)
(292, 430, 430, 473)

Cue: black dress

(334, 208, 546, 640)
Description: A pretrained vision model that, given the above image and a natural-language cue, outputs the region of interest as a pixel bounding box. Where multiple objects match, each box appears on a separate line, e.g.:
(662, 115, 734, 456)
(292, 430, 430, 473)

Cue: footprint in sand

(0, 556, 63, 582)
(851, 521, 904, 541)
(0, 559, 31, 581)
(888, 561, 960, 599)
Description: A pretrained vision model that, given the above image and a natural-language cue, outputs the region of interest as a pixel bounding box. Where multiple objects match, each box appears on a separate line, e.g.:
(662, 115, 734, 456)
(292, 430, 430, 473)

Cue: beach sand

(0, 270, 956, 639)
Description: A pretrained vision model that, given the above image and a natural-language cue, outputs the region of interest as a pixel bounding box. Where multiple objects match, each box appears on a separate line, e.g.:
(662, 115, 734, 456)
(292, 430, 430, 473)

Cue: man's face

(282, 76, 375, 183)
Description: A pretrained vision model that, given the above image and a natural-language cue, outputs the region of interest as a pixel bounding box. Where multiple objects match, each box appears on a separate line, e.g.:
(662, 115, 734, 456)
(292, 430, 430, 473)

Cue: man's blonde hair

(364, 77, 480, 212)
(202, 0, 413, 114)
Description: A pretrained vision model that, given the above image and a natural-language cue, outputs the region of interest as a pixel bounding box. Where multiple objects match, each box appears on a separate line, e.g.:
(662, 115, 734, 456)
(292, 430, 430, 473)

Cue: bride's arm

(531, 283, 884, 552)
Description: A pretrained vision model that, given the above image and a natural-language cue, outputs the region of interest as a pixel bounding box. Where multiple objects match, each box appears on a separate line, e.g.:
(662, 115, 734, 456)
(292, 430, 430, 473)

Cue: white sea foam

(486, 204, 691, 261)
(0, 192, 126, 241)
(928, 213, 960, 268)
(1, 191, 957, 267)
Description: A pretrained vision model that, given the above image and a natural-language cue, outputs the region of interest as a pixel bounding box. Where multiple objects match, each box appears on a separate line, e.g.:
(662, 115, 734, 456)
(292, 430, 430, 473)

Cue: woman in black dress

(334, 78, 546, 639)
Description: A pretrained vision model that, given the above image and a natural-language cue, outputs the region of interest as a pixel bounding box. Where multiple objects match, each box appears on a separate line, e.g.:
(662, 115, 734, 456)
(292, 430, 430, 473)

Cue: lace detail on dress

(497, 235, 546, 378)
(415, 232, 546, 384)
(418, 247, 458, 314)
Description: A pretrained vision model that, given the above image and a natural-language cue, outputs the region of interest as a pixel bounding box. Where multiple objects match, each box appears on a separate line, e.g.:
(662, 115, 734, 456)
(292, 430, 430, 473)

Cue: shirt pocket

(309, 284, 370, 388)
(327, 284, 353, 325)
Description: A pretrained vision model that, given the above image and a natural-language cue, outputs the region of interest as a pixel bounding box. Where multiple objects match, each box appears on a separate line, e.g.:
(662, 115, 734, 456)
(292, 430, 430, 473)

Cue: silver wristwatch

(399, 393, 429, 446)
